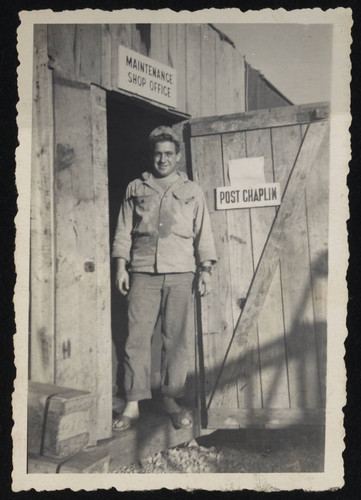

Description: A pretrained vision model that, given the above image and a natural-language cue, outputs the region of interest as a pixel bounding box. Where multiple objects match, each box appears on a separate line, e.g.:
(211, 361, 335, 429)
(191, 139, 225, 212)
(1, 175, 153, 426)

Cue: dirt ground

(109, 426, 325, 473)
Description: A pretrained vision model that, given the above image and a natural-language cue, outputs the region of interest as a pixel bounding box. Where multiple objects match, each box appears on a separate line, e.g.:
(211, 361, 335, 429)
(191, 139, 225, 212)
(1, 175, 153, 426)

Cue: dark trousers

(124, 272, 195, 401)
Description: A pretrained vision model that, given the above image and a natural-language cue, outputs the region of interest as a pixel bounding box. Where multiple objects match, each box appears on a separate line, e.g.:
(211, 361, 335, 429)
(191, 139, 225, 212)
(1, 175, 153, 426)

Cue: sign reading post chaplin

(216, 183, 281, 210)
(118, 46, 177, 108)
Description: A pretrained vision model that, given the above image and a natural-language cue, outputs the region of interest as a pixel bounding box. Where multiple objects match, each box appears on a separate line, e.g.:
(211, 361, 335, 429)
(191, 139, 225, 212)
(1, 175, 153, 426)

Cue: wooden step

(28, 447, 110, 473)
(28, 381, 93, 459)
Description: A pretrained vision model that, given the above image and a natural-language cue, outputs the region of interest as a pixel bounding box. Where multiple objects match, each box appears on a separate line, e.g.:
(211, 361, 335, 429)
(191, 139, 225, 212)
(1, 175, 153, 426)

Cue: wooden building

(30, 23, 329, 462)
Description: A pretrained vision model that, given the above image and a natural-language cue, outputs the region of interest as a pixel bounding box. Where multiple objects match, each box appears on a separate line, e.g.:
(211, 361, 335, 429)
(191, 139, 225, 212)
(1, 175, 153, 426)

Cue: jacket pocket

(171, 191, 196, 238)
(172, 191, 196, 204)
(132, 194, 158, 235)
(133, 194, 157, 213)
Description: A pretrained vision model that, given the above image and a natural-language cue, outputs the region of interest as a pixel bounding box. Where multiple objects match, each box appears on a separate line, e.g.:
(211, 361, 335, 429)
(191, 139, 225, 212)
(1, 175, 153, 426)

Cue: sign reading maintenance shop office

(118, 47, 177, 108)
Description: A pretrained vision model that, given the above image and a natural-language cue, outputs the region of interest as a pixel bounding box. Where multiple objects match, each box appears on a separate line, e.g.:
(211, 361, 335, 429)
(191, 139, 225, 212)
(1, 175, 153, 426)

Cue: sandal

(112, 415, 138, 432)
(169, 408, 193, 430)
(160, 403, 193, 430)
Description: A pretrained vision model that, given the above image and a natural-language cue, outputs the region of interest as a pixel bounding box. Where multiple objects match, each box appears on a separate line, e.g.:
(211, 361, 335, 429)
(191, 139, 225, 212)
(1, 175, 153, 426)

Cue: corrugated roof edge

(208, 24, 236, 49)
(245, 60, 293, 106)
(208, 24, 292, 106)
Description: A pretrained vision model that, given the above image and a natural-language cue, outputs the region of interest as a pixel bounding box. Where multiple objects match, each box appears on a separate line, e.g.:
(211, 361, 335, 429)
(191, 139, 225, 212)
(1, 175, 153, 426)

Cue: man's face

(152, 141, 180, 178)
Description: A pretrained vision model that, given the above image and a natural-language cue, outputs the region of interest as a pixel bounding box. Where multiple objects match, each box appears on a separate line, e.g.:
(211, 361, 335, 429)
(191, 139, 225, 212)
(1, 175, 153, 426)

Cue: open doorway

(106, 91, 188, 407)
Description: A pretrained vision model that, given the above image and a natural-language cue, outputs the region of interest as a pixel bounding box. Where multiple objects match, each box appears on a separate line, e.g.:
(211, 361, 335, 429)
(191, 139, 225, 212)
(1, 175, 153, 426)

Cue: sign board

(216, 183, 281, 210)
(118, 46, 177, 108)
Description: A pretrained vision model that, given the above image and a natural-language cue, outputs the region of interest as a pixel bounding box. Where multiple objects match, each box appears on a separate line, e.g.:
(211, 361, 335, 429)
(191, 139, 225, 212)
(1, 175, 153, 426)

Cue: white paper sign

(228, 157, 266, 185)
(216, 183, 281, 210)
(118, 46, 177, 108)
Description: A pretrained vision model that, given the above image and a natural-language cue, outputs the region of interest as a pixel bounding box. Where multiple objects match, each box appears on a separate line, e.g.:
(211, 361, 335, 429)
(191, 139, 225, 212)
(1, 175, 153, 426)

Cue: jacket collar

(141, 171, 188, 182)
(141, 171, 188, 195)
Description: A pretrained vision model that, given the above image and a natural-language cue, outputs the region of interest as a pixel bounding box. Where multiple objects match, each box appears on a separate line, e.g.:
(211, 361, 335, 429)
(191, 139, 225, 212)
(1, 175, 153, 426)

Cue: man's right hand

(115, 269, 129, 295)
(115, 258, 129, 295)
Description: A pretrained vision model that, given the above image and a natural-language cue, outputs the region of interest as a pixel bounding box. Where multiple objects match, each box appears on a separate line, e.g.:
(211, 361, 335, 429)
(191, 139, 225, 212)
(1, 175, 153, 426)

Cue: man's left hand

(198, 271, 212, 296)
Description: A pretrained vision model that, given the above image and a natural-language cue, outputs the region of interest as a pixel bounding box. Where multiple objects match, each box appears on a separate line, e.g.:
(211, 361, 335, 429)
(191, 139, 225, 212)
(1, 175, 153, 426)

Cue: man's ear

(176, 151, 181, 163)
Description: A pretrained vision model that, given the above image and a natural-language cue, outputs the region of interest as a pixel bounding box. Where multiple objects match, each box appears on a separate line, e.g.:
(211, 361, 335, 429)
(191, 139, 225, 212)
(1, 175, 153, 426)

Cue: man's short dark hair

(149, 133, 180, 154)
(149, 126, 181, 154)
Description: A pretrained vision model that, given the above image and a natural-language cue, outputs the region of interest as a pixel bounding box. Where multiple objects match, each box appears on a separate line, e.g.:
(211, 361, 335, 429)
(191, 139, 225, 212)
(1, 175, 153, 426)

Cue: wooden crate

(28, 381, 93, 459)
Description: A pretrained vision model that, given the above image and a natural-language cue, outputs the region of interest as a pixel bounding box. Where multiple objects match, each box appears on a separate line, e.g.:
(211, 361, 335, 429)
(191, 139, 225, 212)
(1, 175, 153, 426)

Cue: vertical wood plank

(91, 86, 112, 440)
(235, 324, 263, 410)
(150, 24, 168, 64)
(305, 125, 330, 406)
(190, 135, 233, 408)
(218, 132, 260, 409)
(220, 133, 253, 323)
(280, 196, 321, 409)
(30, 25, 55, 383)
(175, 24, 187, 113)
(111, 24, 132, 90)
(245, 128, 281, 410)
(246, 129, 275, 270)
(185, 24, 201, 117)
(168, 24, 177, 68)
(75, 25, 102, 84)
(208, 132, 253, 409)
(272, 125, 303, 196)
(257, 263, 290, 409)
(200, 24, 216, 117)
(48, 24, 76, 80)
(53, 81, 98, 444)
(101, 24, 112, 89)
(47, 25, 101, 84)
(215, 37, 233, 115)
(167, 24, 180, 114)
(231, 51, 246, 114)
(131, 24, 141, 54)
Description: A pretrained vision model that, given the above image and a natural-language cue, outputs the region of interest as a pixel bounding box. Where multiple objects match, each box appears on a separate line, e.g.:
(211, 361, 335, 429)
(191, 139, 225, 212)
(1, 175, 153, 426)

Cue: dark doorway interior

(107, 92, 187, 400)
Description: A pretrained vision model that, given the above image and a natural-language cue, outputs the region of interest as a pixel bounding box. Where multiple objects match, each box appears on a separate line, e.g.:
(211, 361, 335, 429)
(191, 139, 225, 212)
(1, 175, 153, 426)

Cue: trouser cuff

(161, 385, 186, 399)
(125, 389, 152, 402)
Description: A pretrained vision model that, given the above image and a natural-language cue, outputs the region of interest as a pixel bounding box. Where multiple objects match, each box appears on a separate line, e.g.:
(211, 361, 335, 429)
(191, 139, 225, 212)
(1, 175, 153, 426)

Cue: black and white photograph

(13, 8, 351, 492)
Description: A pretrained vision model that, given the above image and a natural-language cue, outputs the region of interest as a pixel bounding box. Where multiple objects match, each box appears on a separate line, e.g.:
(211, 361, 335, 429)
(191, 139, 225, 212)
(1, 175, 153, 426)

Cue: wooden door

(189, 104, 329, 429)
(53, 80, 112, 442)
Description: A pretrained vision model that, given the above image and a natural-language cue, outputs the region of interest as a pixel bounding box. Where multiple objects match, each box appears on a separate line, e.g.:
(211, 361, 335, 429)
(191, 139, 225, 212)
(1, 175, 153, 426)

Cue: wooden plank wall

(190, 107, 329, 425)
(46, 23, 300, 121)
(47, 24, 245, 118)
(48, 25, 102, 85)
(52, 80, 112, 442)
(30, 25, 55, 382)
(148, 24, 246, 117)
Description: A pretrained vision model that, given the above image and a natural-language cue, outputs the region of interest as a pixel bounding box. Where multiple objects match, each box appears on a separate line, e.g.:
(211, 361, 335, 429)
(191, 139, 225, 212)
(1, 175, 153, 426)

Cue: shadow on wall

(203, 250, 328, 414)
(109, 249, 327, 468)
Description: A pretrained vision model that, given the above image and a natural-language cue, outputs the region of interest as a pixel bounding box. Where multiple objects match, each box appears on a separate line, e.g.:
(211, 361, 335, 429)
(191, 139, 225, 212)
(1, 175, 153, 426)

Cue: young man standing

(112, 126, 217, 431)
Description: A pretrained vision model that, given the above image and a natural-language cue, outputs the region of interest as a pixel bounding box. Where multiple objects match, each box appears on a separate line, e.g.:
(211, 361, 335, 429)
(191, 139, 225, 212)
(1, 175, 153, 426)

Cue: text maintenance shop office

(30, 23, 329, 448)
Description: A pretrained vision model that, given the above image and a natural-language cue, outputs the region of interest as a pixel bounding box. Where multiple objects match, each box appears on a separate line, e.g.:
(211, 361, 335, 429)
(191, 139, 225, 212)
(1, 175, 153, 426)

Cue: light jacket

(112, 171, 217, 273)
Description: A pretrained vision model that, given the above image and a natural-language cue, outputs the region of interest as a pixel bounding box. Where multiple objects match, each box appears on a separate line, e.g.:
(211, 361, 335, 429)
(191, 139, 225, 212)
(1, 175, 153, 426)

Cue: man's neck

(152, 171, 179, 185)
